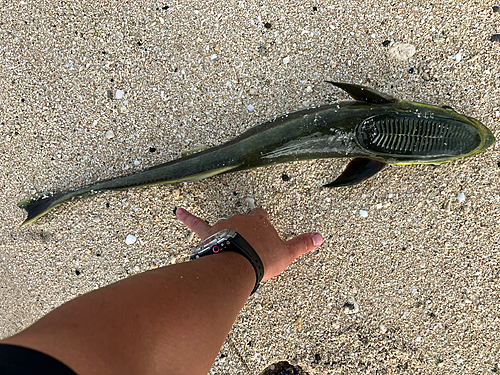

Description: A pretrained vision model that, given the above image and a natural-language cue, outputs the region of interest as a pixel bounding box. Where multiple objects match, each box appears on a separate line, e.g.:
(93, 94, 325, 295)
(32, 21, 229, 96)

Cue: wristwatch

(190, 229, 264, 294)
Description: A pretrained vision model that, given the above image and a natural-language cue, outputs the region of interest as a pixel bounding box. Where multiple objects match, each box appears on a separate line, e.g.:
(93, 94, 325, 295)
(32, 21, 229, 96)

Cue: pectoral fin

(326, 81, 398, 104)
(324, 158, 387, 187)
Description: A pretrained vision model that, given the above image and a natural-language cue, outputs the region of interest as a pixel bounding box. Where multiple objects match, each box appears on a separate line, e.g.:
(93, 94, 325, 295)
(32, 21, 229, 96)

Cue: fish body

(18, 82, 495, 225)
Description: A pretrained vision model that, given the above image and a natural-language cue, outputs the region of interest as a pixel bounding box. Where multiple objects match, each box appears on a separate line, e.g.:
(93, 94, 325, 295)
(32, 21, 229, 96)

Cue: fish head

(438, 104, 496, 151)
(355, 101, 496, 165)
(461, 113, 496, 155)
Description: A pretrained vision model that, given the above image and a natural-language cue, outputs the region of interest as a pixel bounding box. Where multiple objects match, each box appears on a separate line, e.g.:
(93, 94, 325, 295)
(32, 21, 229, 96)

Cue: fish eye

(441, 105, 455, 111)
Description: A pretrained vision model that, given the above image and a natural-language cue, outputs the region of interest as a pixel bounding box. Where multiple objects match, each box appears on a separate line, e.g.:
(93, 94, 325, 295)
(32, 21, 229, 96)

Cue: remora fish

(18, 82, 495, 225)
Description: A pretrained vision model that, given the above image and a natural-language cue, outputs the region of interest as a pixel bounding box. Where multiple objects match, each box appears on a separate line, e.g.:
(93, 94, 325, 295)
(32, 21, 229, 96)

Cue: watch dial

(193, 229, 235, 256)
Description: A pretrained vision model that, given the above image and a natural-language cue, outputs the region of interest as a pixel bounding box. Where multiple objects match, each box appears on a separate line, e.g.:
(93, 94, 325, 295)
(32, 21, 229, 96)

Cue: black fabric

(0, 344, 77, 375)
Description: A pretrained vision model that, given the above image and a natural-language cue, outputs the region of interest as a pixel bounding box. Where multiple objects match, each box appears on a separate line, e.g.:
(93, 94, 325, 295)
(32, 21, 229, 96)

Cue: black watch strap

(231, 234, 264, 294)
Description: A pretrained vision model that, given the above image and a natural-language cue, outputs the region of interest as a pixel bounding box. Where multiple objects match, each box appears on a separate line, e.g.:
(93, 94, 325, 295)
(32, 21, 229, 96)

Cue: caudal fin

(18, 192, 66, 226)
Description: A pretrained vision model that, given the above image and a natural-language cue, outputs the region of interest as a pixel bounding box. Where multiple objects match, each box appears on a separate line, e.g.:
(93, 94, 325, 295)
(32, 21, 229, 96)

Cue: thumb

(286, 233, 323, 257)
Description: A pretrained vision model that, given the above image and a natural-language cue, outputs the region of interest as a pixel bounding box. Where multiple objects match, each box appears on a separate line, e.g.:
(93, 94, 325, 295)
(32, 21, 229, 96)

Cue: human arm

(1, 207, 323, 375)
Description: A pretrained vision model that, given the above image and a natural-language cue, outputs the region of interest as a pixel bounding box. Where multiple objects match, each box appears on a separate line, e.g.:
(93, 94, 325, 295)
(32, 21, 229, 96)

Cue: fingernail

(175, 207, 185, 216)
(312, 233, 323, 247)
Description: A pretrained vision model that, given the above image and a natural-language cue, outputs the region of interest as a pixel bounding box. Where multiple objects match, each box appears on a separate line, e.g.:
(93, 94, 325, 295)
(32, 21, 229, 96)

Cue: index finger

(176, 208, 212, 239)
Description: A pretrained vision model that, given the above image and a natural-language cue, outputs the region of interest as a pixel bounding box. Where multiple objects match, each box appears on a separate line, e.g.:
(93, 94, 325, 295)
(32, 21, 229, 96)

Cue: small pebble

(359, 209, 368, 217)
(283, 56, 290, 65)
(125, 234, 137, 245)
(382, 40, 391, 47)
(210, 54, 218, 60)
(342, 295, 360, 315)
(493, 6, 500, 12)
(305, 85, 313, 93)
(380, 324, 387, 334)
(105, 130, 115, 139)
(244, 196, 256, 210)
(134, 160, 140, 165)
(376, 203, 383, 210)
(490, 34, 500, 42)
(115, 90, 125, 99)
(388, 43, 416, 61)
(432, 35, 445, 43)
(453, 52, 462, 62)
(458, 192, 466, 202)
(247, 104, 254, 112)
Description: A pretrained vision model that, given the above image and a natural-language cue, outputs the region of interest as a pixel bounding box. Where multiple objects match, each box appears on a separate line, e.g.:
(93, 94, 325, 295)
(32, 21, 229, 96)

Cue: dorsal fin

(326, 81, 398, 104)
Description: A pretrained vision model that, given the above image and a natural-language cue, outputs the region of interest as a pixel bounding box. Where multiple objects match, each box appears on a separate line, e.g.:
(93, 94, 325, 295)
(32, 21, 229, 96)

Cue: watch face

(197, 229, 233, 248)
(191, 229, 236, 259)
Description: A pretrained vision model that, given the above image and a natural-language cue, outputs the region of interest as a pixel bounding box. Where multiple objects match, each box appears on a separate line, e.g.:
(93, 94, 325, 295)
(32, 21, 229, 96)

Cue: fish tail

(18, 153, 242, 225)
(18, 190, 80, 226)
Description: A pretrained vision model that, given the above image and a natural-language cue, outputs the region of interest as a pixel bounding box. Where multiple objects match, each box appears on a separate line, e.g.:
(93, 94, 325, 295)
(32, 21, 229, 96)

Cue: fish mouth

(355, 113, 492, 162)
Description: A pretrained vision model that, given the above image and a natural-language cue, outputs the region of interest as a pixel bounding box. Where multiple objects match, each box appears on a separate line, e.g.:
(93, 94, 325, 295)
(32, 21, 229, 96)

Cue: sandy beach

(1, 1, 499, 373)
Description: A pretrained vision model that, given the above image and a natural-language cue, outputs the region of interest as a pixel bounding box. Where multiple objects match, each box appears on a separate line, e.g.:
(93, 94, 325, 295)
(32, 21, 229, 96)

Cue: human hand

(175, 207, 323, 282)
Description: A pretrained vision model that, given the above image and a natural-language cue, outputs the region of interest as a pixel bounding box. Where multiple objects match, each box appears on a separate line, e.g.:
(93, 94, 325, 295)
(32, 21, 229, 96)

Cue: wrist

(196, 251, 255, 295)
(190, 230, 264, 294)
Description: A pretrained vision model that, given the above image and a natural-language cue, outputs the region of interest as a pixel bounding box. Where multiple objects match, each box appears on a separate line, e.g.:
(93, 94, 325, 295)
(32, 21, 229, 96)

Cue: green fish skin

(18, 82, 496, 225)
